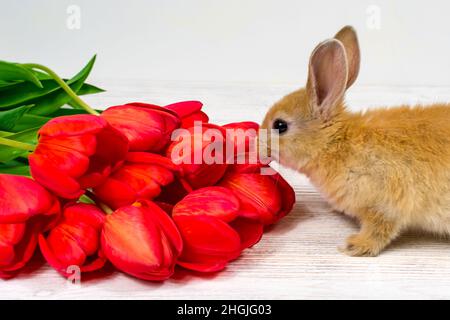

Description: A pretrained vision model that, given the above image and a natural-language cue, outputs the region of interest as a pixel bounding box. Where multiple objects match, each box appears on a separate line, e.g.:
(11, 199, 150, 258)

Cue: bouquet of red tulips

(0, 57, 295, 281)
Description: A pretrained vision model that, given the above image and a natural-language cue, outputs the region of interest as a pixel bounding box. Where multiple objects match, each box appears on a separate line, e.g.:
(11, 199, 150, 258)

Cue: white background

(2, 1, 450, 299)
(2, 0, 450, 86)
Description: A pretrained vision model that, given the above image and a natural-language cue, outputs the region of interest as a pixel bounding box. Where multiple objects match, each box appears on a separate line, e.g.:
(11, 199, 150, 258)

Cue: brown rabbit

(261, 26, 450, 256)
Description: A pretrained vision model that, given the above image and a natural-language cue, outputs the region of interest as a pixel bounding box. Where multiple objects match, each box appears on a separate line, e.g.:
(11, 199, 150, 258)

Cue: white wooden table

(3, 80, 450, 300)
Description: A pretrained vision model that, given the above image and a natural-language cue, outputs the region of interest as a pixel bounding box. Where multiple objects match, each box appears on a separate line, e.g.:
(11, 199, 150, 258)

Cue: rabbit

(261, 25, 450, 257)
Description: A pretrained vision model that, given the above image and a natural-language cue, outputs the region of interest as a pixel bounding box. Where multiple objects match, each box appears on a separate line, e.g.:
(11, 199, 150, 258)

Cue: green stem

(0, 136, 35, 151)
(22, 63, 100, 116)
(98, 202, 114, 215)
(85, 190, 114, 214)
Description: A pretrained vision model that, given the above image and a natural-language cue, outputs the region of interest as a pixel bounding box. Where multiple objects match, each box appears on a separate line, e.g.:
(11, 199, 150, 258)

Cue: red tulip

(173, 215, 241, 272)
(29, 115, 128, 199)
(172, 186, 240, 222)
(39, 203, 106, 277)
(166, 123, 228, 189)
(101, 103, 180, 152)
(172, 186, 262, 271)
(101, 200, 182, 281)
(223, 121, 259, 156)
(219, 168, 295, 225)
(230, 217, 264, 250)
(165, 101, 209, 129)
(93, 152, 181, 209)
(0, 174, 60, 278)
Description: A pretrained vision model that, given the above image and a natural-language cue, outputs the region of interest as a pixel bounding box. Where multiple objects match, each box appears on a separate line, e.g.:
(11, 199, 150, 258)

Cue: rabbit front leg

(341, 210, 401, 257)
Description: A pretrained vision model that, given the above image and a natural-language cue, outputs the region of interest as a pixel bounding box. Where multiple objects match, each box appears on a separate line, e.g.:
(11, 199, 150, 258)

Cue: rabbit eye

(272, 119, 288, 134)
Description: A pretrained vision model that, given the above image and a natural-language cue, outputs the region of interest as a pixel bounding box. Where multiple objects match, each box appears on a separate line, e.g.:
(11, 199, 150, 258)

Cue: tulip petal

(174, 215, 241, 272)
(173, 186, 240, 222)
(116, 165, 166, 195)
(0, 175, 57, 223)
(32, 141, 90, 178)
(79, 125, 129, 188)
(0, 224, 24, 267)
(126, 152, 181, 173)
(0, 224, 39, 273)
(141, 200, 183, 255)
(165, 101, 203, 118)
(183, 163, 228, 190)
(93, 177, 137, 209)
(101, 203, 181, 281)
(79, 256, 107, 273)
(29, 155, 83, 199)
(0, 223, 26, 245)
(177, 260, 228, 273)
(0, 243, 15, 267)
(63, 203, 105, 230)
(165, 101, 209, 129)
(230, 218, 264, 250)
(39, 114, 107, 137)
(39, 203, 105, 277)
(166, 123, 228, 189)
(39, 134, 97, 157)
(220, 172, 282, 225)
(39, 231, 86, 272)
(102, 104, 179, 152)
(180, 111, 209, 129)
(270, 172, 296, 221)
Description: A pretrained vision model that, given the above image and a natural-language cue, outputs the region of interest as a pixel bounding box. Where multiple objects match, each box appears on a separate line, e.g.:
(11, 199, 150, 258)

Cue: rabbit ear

(307, 39, 348, 120)
(334, 25, 360, 88)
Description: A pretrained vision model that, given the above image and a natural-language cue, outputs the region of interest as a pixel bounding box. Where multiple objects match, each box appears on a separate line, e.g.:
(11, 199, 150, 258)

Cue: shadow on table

(387, 231, 450, 252)
(264, 200, 313, 234)
(5, 251, 117, 283)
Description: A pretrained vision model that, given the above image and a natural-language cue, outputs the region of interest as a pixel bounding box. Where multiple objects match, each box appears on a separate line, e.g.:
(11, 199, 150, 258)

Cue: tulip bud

(172, 187, 249, 272)
(93, 152, 181, 209)
(172, 186, 240, 222)
(29, 115, 129, 199)
(173, 215, 241, 272)
(39, 203, 106, 277)
(223, 121, 259, 157)
(172, 186, 264, 252)
(219, 169, 295, 225)
(101, 103, 180, 152)
(165, 101, 209, 129)
(166, 123, 228, 189)
(101, 200, 182, 281)
(0, 174, 60, 278)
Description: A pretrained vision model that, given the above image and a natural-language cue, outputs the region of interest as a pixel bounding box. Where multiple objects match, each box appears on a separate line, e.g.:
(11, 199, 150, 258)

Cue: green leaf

(0, 163, 30, 176)
(0, 55, 96, 110)
(0, 80, 21, 88)
(0, 61, 42, 88)
(67, 83, 105, 109)
(0, 105, 32, 131)
(79, 194, 95, 204)
(27, 55, 98, 115)
(0, 127, 38, 162)
(32, 69, 52, 80)
(10, 113, 50, 132)
(0, 79, 69, 109)
(49, 108, 103, 117)
(77, 83, 105, 95)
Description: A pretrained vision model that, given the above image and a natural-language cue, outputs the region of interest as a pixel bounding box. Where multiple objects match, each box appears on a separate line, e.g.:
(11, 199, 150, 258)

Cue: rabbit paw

(340, 234, 381, 257)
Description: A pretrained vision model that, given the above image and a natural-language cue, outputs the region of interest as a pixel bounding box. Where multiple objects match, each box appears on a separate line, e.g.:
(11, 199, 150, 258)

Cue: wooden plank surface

(3, 80, 450, 300)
